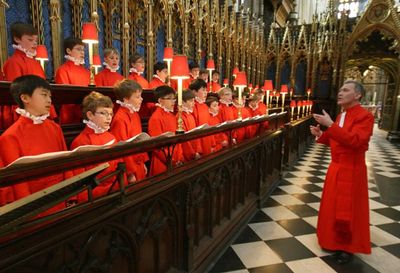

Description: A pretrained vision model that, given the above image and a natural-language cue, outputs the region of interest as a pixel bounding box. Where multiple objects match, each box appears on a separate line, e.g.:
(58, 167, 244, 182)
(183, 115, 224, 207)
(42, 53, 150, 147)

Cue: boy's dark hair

(154, 85, 175, 101)
(232, 89, 249, 99)
(10, 23, 38, 45)
(182, 89, 195, 102)
(129, 53, 144, 66)
(64, 37, 84, 54)
(189, 62, 200, 70)
(199, 69, 208, 76)
(82, 91, 113, 119)
(154, 62, 167, 73)
(205, 94, 219, 107)
(10, 75, 51, 108)
(114, 79, 142, 101)
(189, 79, 207, 91)
(212, 70, 220, 76)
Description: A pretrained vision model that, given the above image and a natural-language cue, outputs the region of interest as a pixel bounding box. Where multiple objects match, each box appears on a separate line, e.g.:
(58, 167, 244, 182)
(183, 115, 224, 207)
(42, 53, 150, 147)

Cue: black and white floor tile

(209, 126, 400, 273)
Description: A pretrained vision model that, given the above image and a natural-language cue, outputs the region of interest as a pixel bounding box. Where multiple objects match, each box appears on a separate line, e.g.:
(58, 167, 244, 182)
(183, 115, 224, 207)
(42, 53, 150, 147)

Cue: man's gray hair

(344, 80, 365, 98)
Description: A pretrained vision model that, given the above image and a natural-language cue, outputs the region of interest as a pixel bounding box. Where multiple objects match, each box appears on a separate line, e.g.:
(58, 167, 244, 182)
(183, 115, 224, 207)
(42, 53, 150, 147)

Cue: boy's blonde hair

(103, 47, 120, 58)
(113, 79, 142, 101)
(82, 91, 113, 119)
(218, 87, 232, 98)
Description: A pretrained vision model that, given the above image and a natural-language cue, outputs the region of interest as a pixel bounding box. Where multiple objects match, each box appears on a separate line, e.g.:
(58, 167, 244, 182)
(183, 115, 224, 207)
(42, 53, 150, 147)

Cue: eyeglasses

(161, 97, 176, 101)
(95, 111, 113, 118)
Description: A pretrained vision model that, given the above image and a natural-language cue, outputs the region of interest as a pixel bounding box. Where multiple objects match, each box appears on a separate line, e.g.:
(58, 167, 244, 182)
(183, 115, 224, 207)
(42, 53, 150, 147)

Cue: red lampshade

(255, 85, 259, 89)
(280, 84, 288, 94)
(307, 88, 311, 94)
(275, 92, 280, 97)
(206, 59, 215, 70)
(170, 55, 190, 79)
(290, 88, 294, 94)
(35, 45, 48, 60)
(232, 67, 239, 77)
(290, 100, 296, 108)
(223, 78, 229, 85)
(93, 54, 101, 67)
(303, 100, 307, 106)
(163, 47, 173, 61)
(297, 100, 302, 107)
(233, 71, 247, 87)
(82, 22, 98, 43)
(310, 101, 314, 106)
(262, 80, 273, 91)
(248, 83, 253, 89)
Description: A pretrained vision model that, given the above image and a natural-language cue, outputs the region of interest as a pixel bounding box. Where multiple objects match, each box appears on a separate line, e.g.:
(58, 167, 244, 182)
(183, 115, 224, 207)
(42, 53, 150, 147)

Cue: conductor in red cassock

(310, 80, 374, 264)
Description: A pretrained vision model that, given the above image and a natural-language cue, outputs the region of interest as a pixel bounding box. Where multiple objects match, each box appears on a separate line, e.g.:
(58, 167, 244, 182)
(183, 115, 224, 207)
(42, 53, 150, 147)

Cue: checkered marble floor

(209, 126, 400, 273)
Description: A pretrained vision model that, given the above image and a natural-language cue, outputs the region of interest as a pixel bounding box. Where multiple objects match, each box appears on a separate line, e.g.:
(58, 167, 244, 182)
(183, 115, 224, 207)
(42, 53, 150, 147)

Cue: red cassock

(192, 101, 216, 155)
(70, 126, 122, 202)
(248, 104, 269, 137)
(0, 116, 68, 212)
(316, 104, 374, 254)
(207, 81, 222, 93)
(219, 102, 235, 122)
(94, 68, 124, 87)
(208, 113, 228, 151)
(55, 60, 91, 124)
(110, 107, 149, 181)
(128, 71, 149, 89)
(180, 111, 202, 161)
(149, 76, 166, 89)
(148, 106, 183, 176)
(1, 50, 57, 129)
(231, 105, 252, 143)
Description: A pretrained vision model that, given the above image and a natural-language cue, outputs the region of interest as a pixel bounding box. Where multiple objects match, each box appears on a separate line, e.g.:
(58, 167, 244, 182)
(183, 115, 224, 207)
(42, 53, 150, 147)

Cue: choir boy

(70, 92, 122, 202)
(190, 79, 216, 155)
(55, 37, 90, 124)
(218, 87, 235, 122)
(0, 75, 68, 212)
(149, 62, 168, 89)
(180, 90, 202, 161)
(94, 48, 124, 87)
(148, 86, 183, 175)
(207, 70, 222, 92)
(206, 95, 228, 151)
(128, 53, 149, 89)
(110, 79, 148, 182)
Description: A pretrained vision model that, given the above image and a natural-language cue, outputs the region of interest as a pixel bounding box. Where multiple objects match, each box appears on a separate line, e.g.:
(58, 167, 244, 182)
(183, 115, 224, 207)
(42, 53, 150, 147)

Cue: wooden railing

(0, 112, 313, 273)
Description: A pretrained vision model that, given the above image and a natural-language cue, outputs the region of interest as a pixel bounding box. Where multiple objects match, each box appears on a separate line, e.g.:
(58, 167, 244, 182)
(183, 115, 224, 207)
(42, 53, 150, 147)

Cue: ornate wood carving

(50, 0, 63, 70)
(71, 0, 84, 38)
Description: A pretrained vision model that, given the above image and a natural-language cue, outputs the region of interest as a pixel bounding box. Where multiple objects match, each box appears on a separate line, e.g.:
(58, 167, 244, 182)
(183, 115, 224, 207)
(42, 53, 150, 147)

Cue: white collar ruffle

(152, 74, 165, 82)
(219, 99, 231, 106)
(182, 106, 193, 113)
(65, 54, 85, 65)
(83, 119, 109, 134)
(13, 44, 36, 58)
(129, 67, 143, 75)
(195, 97, 205, 104)
(116, 100, 140, 113)
(209, 110, 219, 117)
(155, 103, 174, 113)
(103, 62, 119, 72)
(16, 108, 49, 124)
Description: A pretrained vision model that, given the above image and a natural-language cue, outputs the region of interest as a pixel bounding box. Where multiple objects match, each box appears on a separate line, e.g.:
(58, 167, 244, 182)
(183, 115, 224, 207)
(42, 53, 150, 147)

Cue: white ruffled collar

(195, 97, 205, 104)
(103, 62, 119, 72)
(182, 106, 193, 113)
(116, 100, 140, 113)
(129, 67, 143, 75)
(65, 55, 85, 65)
(249, 104, 259, 111)
(155, 103, 174, 113)
(219, 99, 231, 106)
(13, 44, 36, 58)
(209, 110, 219, 117)
(153, 74, 165, 82)
(83, 119, 109, 134)
(16, 108, 49, 124)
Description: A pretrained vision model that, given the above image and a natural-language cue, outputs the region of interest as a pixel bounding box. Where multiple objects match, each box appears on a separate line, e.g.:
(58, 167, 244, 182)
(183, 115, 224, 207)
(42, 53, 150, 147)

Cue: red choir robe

(180, 111, 202, 161)
(94, 68, 124, 87)
(192, 101, 216, 155)
(148, 106, 183, 176)
(248, 103, 269, 137)
(70, 126, 122, 202)
(232, 105, 252, 143)
(219, 102, 235, 122)
(258, 101, 267, 114)
(128, 71, 149, 89)
(55, 60, 90, 124)
(149, 76, 166, 89)
(207, 81, 222, 93)
(1, 50, 57, 129)
(316, 104, 374, 254)
(208, 112, 228, 151)
(110, 106, 149, 181)
(0, 116, 68, 212)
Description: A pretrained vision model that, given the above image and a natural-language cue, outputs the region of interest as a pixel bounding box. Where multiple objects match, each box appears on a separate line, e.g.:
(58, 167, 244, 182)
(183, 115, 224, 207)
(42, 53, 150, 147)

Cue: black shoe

(332, 251, 353, 264)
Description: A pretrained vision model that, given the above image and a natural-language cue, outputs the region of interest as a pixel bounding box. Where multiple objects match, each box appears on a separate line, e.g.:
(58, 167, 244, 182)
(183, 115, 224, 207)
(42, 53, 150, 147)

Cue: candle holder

(307, 88, 311, 101)
(223, 78, 229, 87)
(82, 22, 99, 86)
(233, 71, 247, 120)
(207, 59, 215, 92)
(297, 100, 302, 119)
(170, 55, 190, 134)
(290, 100, 296, 121)
(280, 85, 288, 112)
(93, 54, 101, 74)
(163, 47, 174, 77)
(35, 45, 48, 72)
(262, 80, 273, 114)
